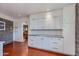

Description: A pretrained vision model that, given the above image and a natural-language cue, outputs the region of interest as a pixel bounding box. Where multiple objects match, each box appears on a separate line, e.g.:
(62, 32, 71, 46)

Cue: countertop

(29, 34, 63, 38)
(0, 41, 5, 44)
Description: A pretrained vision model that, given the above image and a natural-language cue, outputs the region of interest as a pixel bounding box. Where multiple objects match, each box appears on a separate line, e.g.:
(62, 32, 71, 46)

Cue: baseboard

(28, 46, 69, 56)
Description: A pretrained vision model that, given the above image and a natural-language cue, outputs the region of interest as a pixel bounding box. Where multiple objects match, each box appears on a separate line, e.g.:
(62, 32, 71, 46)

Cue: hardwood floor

(3, 41, 65, 56)
(28, 47, 65, 56)
(3, 41, 28, 56)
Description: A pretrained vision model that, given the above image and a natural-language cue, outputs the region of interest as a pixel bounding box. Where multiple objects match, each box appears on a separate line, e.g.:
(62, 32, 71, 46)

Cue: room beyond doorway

(23, 25, 28, 42)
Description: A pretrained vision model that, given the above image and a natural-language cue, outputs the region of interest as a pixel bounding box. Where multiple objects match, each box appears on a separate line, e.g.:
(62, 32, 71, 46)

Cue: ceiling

(0, 3, 73, 19)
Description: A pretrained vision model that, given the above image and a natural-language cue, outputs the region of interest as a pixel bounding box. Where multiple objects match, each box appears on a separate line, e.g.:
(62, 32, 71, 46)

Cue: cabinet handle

(52, 48, 58, 49)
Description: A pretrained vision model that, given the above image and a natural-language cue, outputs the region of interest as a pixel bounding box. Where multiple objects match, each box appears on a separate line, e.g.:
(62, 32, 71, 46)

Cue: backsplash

(29, 30, 62, 36)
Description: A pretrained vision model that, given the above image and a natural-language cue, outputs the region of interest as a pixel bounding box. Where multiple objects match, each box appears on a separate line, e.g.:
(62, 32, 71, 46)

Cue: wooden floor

(28, 47, 65, 56)
(3, 41, 28, 56)
(3, 41, 65, 56)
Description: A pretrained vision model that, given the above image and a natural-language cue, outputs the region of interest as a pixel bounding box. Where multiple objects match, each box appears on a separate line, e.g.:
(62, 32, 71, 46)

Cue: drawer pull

(52, 48, 58, 49)
(52, 42, 58, 44)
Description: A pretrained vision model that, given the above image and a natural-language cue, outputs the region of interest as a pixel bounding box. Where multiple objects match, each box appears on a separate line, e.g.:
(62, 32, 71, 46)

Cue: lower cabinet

(0, 42, 4, 56)
(47, 38, 63, 52)
(0, 44, 3, 56)
(28, 36, 63, 53)
(28, 36, 42, 48)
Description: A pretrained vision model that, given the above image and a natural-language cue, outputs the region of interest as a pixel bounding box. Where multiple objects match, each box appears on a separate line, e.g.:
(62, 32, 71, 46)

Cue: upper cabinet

(63, 4, 76, 55)
(30, 17, 44, 29)
(30, 9, 63, 29)
(63, 4, 75, 24)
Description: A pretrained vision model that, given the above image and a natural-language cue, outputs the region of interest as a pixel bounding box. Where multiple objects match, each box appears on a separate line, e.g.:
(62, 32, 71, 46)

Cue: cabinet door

(28, 36, 34, 43)
(33, 36, 42, 48)
(63, 23, 75, 54)
(30, 9, 63, 29)
(54, 16, 63, 29)
(63, 4, 75, 24)
(28, 36, 36, 47)
(36, 19, 44, 29)
(30, 19, 38, 29)
(44, 18, 56, 29)
(0, 44, 3, 56)
(48, 38, 63, 52)
(40, 37, 50, 50)
(28, 36, 42, 48)
(30, 18, 44, 29)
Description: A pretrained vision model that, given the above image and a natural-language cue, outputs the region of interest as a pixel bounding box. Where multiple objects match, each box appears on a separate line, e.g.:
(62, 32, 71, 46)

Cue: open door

(23, 25, 28, 42)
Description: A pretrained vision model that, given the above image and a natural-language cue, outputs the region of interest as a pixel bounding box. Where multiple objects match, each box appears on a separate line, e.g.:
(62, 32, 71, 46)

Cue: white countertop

(0, 41, 5, 44)
(29, 34, 63, 38)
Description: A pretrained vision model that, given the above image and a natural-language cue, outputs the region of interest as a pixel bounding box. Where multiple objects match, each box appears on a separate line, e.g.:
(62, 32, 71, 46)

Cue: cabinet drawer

(29, 42, 42, 48)
(48, 43, 63, 50)
(28, 43, 36, 47)
(49, 46, 63, 52)
(48, 38, 63, 52)
(49, 41, 63, 45)
(49, 38, 63, 42)
(28, 36, 42, 48)
(28, 41, 38, 47)
(49, 41, 63, 49)
(28, 36, 36, 40)
(49, 38, 63, 44)
(28, 36, 38, 42)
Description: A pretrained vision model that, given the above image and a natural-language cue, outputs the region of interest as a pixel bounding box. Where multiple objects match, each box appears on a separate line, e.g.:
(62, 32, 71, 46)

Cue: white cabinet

(28, 36, 42, 48)
(0, 41, 5, 56)
(30, 18, 44, 29)
(63, 4, 76, 55)
(44, 16, 56, 29)
(63, 23, 75, 55)
(41, 37, 50, 50)
(63, 4, 75, 24)
(48, 38, 63, 52)
(28, 36, 63, 53)
(55, 16, 63, 29)
(30, 9, 63, 29)
(0, 44, 3, 56)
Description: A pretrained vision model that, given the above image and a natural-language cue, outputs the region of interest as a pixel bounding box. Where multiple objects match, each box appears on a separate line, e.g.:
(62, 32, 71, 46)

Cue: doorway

(23, 25, 28, 42)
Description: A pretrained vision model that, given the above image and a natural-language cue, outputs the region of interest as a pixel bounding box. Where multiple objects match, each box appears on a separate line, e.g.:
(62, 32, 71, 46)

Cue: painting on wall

(0, 21, 5, 30)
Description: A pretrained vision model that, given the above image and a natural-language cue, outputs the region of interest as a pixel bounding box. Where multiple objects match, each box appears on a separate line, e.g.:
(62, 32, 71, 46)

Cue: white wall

(13, 17, 29, 42)
(0, 13, 14, 21)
